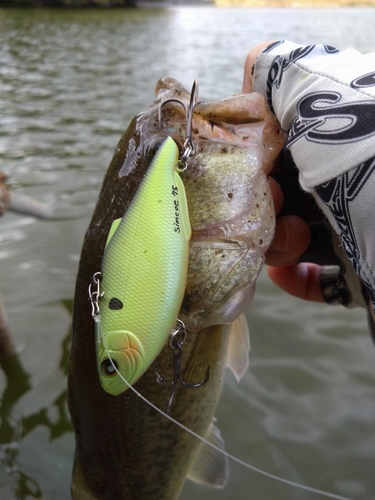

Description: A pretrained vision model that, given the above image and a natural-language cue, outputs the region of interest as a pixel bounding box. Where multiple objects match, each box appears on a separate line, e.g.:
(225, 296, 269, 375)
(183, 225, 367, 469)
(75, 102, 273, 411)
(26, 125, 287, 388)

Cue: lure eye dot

(101, 359, 118, 377)
(109, 297, 123, 310)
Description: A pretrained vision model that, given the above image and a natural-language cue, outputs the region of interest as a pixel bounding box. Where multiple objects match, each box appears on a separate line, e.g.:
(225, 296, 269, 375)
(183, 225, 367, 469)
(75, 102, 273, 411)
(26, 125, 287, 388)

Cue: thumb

(242, 41, 275, 93)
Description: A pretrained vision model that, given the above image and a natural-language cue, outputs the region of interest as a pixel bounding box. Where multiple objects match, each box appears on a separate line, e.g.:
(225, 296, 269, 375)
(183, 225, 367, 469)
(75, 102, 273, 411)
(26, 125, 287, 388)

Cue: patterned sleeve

(252, 41, 375, 313)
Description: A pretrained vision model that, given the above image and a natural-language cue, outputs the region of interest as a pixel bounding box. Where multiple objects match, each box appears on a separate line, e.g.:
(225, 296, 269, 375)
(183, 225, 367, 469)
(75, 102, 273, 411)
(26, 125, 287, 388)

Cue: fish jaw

(96, 330, 145, 396)
(155, 76, 284, 174)
(154, 78, 285, 331)
(179, 135, 276, 332)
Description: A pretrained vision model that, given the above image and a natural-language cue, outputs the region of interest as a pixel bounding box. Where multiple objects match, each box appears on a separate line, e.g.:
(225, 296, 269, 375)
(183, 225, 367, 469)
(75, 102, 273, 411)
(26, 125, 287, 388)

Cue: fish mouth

(155, 77, 283, 165)
(196, 120, 260, 146)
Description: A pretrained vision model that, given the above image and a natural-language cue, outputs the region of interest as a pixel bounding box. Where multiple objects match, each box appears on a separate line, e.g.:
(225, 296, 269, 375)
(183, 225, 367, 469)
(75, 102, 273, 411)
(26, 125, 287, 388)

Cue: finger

(268, 177, 284, 216)
(265, 215, 311, 267)
(267, 263, 325, 302)
(242, 41, 275, 93)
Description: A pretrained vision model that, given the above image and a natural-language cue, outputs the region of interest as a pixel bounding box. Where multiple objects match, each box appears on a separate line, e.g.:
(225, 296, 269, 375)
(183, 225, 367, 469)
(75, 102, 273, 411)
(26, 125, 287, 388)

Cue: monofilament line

(104, 348, 354, 500)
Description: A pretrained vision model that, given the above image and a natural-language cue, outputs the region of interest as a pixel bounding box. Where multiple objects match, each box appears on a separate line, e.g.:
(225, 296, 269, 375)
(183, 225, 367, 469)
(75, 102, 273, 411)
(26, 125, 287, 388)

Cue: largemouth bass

(68, 77, 284, 499)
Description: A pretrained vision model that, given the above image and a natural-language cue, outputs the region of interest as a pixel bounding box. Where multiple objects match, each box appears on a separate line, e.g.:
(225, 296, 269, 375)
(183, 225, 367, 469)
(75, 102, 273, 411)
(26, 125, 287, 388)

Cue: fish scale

(96, 137, 191, 395)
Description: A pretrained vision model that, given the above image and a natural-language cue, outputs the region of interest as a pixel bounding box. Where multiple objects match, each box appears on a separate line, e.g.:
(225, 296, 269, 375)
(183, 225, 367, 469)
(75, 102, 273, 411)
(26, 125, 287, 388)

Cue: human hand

(243, 42, 324, 302)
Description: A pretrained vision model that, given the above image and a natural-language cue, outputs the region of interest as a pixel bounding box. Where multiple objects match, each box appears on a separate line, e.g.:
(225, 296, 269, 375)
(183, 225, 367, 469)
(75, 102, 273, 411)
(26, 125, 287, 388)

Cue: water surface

(0, 6, 374, 500)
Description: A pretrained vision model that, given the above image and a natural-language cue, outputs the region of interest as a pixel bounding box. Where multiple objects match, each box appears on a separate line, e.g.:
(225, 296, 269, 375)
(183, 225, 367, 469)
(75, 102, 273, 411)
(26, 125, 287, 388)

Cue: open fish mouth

(156, 77, 283, 169)
(152, 77, 285, 332)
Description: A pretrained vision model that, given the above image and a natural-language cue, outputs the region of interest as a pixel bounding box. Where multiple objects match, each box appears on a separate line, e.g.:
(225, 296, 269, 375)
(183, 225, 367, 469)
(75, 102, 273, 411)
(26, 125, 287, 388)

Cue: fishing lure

(93, 136, 191, 396)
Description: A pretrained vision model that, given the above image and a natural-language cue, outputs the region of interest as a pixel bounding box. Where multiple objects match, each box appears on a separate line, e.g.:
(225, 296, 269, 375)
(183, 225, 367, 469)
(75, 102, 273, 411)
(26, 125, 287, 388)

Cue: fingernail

(296, 262, 309, 279)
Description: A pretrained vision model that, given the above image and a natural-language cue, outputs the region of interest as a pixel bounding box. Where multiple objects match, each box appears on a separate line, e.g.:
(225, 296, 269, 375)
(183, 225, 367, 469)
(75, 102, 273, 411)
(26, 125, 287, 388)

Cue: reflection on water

(0, 301, 72, 500)
(1, 6, 375, 500)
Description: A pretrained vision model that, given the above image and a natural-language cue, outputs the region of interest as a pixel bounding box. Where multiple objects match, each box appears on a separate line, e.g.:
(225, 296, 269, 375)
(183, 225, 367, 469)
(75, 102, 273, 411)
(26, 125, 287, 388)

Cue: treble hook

(158, 80, 201, 171)
(154, 319, 210, 414)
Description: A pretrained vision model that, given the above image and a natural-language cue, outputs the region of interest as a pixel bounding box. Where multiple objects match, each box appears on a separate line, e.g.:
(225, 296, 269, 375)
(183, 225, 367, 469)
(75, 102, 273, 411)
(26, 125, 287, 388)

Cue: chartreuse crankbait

(93, 137, 191, 396)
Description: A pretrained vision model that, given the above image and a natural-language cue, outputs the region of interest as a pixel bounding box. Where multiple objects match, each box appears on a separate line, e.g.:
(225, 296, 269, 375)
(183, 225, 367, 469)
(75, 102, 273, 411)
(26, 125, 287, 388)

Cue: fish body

(96, 137, 191, 395)
(68, 77, 285, 499)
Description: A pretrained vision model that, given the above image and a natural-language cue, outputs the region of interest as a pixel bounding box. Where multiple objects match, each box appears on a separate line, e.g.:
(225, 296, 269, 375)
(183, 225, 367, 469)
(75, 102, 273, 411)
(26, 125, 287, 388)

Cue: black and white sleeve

(253, 41, 375, 314)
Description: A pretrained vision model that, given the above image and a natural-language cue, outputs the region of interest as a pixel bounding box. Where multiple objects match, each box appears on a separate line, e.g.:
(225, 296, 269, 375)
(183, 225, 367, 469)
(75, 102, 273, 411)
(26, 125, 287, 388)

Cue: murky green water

(0, 6, 375, 500)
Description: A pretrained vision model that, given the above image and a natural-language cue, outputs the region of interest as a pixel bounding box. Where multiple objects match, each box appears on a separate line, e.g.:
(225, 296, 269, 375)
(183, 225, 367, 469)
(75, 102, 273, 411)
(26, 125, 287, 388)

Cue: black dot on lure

(109, 297, 124, 310)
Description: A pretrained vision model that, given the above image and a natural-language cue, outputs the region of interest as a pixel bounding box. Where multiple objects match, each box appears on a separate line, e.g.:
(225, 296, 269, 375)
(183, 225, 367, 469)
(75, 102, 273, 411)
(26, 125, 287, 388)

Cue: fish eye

(101, 359, 118, 377)
(109, 297, 123, 310)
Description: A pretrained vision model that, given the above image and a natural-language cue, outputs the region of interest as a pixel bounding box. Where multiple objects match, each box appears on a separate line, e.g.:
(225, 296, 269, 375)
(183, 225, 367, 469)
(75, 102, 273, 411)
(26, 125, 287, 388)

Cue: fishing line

(102, 341, 354, 500)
